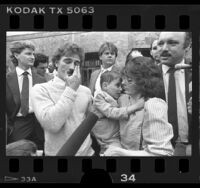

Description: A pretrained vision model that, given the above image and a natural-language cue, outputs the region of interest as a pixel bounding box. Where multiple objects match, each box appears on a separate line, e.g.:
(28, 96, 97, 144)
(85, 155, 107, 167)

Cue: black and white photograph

(5, 31, 192, 157)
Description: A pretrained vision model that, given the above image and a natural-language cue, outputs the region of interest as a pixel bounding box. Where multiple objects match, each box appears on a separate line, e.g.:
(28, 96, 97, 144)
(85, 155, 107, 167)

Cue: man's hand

(65, 66, 81, 91)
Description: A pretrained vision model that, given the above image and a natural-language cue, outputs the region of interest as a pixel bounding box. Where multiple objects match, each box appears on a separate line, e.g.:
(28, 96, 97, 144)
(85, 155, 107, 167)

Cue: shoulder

(32, 72, 46, 83)
(6, 69, 16, 78)
(78, 85, 92, 96)
(112, 65, 121, 72)
(91, 69, 100, 76)
(145, 98, 167, 111)
(31, 82, 49, 95)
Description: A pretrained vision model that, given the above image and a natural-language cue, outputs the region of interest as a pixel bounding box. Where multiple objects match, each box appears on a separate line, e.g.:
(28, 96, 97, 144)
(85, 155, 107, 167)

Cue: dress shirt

(16, 66, 33, 116)
(162, 59, 189, 143)
(94, 65, 113, 97)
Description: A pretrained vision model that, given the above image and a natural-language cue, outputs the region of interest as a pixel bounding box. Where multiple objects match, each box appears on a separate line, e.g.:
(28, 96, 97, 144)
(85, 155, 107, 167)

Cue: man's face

(150, 40, 160, 63)
(57, 54, 81, 80)
(104, 78, 122, 99)
(14, 48, 35, 69)
(100, 49, 117, 68)
(48, 62, 54, 73)
(36, 62, 48, 77)
(157, 32, 186, 66)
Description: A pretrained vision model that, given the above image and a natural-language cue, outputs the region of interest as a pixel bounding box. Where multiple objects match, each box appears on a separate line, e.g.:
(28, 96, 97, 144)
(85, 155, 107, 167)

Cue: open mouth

(67, 69, 74, 76)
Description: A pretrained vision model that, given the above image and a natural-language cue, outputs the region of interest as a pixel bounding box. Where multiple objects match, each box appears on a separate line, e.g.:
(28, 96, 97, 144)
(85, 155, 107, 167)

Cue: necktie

(168, 68, 178, 145)
(21, 71, 29, 116)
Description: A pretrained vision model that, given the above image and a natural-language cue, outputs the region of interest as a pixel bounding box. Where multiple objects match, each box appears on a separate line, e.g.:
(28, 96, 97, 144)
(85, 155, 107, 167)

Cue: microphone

(175, 64, 192, 70)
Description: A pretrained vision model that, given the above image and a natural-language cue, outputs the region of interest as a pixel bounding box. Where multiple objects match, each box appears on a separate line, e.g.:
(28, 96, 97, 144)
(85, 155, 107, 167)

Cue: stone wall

(6, 31, 192, 70)
(6, 32, 161, 70)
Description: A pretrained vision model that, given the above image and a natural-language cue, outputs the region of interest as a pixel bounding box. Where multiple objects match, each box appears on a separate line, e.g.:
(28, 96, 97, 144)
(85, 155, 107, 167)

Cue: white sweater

(30, 76, 94, 156)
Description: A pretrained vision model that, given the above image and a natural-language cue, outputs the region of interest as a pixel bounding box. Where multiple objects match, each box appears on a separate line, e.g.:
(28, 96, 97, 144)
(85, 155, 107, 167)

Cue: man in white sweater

(30, 43, 94, 156)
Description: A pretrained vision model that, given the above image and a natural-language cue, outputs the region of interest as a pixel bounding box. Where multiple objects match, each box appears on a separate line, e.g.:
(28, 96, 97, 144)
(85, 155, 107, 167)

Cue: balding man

(157, 32, 192, 156)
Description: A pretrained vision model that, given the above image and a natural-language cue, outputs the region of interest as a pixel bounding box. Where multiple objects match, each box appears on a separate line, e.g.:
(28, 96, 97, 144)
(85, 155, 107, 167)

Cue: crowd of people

(6, 32, 194, 156)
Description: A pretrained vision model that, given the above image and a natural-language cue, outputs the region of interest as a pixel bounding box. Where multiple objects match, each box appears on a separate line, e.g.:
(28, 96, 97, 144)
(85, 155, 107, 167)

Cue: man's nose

(162, 43, 169, 51)
(31, 54, 35, 59)
(69, 63, 75, 70)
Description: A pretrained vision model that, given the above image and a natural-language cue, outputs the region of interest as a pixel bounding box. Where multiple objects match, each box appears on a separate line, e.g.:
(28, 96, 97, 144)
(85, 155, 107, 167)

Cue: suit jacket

(89, 65, 121, 95)
(6, 68, 46, 122)
(160, 60, 192, 143)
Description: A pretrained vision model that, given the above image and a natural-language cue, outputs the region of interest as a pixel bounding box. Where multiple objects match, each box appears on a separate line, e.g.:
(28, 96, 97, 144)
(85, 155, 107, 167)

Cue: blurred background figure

(46, 61, 57, 80)
(6, 139, 38, 156)
(33, 53, 51, 81)
(150, 39, 161, 65)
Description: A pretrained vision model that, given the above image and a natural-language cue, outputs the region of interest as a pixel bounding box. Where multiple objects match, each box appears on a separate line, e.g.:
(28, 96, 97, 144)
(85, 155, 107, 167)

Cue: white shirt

(162, 59, 189, 143)
(16, 66, 33, 116)
(94, 65, 113, 97)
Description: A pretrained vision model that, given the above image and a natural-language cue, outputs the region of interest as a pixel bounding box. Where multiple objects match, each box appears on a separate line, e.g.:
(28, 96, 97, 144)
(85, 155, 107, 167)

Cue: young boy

(92, 70, 144, 153)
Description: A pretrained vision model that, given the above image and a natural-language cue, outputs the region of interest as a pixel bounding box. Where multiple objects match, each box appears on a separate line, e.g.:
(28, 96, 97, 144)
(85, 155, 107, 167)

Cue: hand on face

(65, 65, 81, 91)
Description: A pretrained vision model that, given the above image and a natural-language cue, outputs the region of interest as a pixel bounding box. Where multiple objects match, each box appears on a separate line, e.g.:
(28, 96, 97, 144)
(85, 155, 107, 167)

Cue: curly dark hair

(52, 43, 84, 66)
(34, 53, 49, 67)
(124, 56, 165, 100)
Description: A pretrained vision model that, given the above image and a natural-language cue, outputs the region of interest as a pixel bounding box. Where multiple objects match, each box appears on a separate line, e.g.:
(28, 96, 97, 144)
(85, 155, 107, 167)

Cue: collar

(101, 65, 113, 72)
(53, 76, 66, 88)
(162, 59, 185, 74)
(16, 66, 32, 77)
(97, 90, 117, 103)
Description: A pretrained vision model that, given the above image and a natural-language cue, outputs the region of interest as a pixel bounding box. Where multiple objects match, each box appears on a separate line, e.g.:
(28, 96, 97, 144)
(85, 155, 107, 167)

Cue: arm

(94, 93, 129, 119)
(103, 145, 156, 156)
(104, 99, 174, 157)
(142, 98, 174, 156)
(30, 84, 77, 133)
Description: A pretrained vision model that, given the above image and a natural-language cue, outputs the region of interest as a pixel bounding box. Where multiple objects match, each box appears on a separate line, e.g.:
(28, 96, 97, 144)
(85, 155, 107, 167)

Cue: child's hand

(127, 98, 145, 114)
(134, 98, 145, 111)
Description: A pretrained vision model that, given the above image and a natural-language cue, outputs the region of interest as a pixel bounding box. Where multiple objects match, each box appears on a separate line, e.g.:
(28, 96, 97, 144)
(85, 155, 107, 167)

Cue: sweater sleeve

(30, 84, 77, 133)
(142, 98, 174, 156)
(94, 93, 129, 119)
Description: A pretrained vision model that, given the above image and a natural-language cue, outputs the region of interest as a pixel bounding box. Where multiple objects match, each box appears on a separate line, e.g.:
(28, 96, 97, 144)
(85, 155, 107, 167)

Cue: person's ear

(101, 82, 108, 90)
(150, 50, 153, 56)
(13, 52, 20, 60)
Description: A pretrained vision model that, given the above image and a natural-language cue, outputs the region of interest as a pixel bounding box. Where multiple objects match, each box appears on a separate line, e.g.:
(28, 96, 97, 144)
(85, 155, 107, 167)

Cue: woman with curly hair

(104, 56, 174, 156)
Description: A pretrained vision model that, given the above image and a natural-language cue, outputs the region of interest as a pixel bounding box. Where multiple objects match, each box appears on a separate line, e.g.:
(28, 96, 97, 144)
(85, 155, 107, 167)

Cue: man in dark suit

(157, 32, 192, 156)
(89, 42, 120, 96)
(6, 41, 46, 150)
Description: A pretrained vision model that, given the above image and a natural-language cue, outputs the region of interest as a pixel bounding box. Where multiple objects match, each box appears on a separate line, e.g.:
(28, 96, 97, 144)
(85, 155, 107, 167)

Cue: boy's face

(103, 78, 122, 99)
(100, 49, 116, 68)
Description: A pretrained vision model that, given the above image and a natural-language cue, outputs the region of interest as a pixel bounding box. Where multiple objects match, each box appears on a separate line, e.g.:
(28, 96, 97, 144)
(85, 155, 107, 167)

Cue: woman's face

(122, 70, 139, 97)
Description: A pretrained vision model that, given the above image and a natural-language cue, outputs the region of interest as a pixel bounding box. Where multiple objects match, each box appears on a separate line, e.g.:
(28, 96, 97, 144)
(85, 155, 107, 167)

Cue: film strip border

(1, 157, 195, 183)
(9, 14, 190, 30)
(2, 5, 200, 30)
(1, 4, 200, 183)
